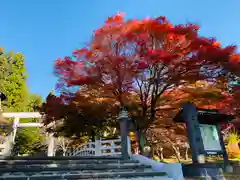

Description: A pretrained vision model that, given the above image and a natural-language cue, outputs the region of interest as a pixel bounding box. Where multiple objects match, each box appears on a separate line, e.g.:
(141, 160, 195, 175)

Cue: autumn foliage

(37, 13, 240, 154)
(54, 13, 239, 125)
(222, 85, 240, 119)
(38, 89, 119, 138)
(232, 86, 240, 118)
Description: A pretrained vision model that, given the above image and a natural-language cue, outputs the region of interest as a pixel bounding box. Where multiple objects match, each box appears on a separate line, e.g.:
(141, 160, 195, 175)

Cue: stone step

(0, 177, 172, 180)
(0, 171, 168, 179)
(98, 178, 173, 180)
(0, 162, 142, 169)
(0, 162, 143, 169)
(0, 156, 121, 161)
(0, 164, 151, 173)
(1, 168, 150, 177)
(0, 159, 138, 166)
(0, 156, 170, 179)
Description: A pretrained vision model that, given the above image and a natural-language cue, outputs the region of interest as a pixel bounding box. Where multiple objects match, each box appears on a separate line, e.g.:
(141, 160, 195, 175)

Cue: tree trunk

(185, 147, 189, 160)
(131, 116, 148, 155)
(172, 145, 181, 162)
(136, 130, 146, 154)
(159, 147, 164, 160)
(134, 130, 140, 154)
(91, 129, 95, 142)
(176, 147, 181, 161)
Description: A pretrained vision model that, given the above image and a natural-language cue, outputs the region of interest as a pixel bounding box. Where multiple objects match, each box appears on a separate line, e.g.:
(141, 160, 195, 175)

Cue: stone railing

(69, 142, 96, 156)
(69, 137, 131, 157)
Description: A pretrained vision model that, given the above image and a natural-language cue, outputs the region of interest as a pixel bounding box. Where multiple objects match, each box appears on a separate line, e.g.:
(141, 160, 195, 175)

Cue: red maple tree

(54, 13, 240, 150)
(220, 50, 240, 119)
(221, 85, 240, 118)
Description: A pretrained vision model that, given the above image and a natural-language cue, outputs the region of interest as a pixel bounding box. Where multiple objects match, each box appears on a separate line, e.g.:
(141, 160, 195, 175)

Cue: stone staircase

(0, 156, 172, 180)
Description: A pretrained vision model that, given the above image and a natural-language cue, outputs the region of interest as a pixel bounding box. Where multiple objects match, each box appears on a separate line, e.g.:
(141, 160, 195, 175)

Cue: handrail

(101, 139, 121, 143)
(70, 142, 93, 156)
(69, 138, 122, 156)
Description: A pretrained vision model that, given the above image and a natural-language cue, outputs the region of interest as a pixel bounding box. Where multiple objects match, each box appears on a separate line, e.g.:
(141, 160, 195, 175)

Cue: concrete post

(216, 124, 232, 172)
(127, 136, 131, 156)
(95, 136, 101, 156)
(110, 141, 115, 154)
(12, 117, 19, 143)
(47, 133, 55, 156)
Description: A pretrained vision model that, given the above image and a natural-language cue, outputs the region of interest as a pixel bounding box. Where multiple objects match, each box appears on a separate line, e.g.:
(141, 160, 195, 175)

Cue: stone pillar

(12, 117, 19, 143)
(0, 125, 14, 156)
(216, 124, 232, 172)
(182, 102, 205, 163)
(118, 108, 131, 160)
(2, 135, 13, 156)
(95, 136, 101, 156)
(47, 133, 55, 156)
(127, 136, 131, 156)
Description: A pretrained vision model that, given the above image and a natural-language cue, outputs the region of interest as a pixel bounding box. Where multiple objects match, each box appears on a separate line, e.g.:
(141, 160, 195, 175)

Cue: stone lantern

(117, 107, 131, 160)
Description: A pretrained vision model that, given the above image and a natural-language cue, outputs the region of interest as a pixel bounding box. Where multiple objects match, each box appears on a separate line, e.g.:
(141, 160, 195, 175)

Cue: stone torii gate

(2, 112, 55, 156)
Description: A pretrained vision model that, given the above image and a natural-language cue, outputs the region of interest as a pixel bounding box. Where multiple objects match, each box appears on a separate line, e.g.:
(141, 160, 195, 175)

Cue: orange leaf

(230, 54, 240, 64)
(213, 41, 221, 47)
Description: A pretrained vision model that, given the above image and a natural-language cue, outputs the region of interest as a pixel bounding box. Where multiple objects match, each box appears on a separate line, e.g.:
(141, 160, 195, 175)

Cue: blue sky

(0, 0, 239, 98)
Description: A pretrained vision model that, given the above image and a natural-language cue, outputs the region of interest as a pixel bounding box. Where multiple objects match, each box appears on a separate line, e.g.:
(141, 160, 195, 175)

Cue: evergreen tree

(0, 47, 45, 155)
(0, 49, 28, 112)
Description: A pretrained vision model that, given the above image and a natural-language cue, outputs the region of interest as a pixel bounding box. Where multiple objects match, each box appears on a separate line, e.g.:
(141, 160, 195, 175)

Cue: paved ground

(185, 175, 240, 180)
(102, 178, 173, 180)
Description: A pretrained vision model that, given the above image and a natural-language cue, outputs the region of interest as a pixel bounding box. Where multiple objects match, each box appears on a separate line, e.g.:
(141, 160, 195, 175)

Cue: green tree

(13, 127, 47, 156)
(0, 49, 28, 112)
(0, 47, 45, 155)
(21, 93, 43, 117)
(13, 93, 44, 155)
